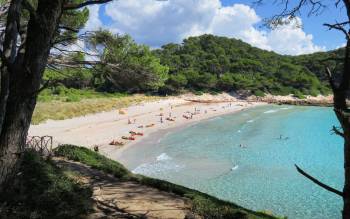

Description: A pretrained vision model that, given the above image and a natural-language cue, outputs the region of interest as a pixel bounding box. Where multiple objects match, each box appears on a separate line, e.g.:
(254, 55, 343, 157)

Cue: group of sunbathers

(109, 130, 145, 146)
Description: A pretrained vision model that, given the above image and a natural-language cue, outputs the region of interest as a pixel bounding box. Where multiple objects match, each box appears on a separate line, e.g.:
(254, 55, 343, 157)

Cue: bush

(0, 150, 92, 219)
(254, 90, 265, 97)
(293, 91, 306, 99)
(54, 145, 131, 179)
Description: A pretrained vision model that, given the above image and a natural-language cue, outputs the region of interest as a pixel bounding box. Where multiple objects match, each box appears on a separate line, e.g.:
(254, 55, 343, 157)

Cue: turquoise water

(119, 105, 344, 219)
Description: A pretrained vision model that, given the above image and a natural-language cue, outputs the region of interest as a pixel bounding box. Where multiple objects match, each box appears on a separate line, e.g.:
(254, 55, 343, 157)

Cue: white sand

(29, 94, 265, 159)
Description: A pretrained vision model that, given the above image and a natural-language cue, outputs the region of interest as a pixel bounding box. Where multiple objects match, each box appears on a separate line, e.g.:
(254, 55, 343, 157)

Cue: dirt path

(54, 158, 196, 219)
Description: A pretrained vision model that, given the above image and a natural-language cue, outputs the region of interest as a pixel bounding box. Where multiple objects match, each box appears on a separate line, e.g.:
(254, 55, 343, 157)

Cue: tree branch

(326, 67, 338, 92)
(63, 0, 112, 10)
(295, 164, 343, 197)
(324, 22, 350, 40)
(331, 125, 345, 137)
(58, 25, 78, 33)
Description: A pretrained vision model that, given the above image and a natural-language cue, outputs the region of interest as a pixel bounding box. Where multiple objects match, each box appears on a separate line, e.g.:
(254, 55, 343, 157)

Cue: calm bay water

(118, 105, 343, 219)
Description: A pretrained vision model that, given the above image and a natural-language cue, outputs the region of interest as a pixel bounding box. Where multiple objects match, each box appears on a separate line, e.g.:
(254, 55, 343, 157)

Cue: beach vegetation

(33, 94, 161, 124)
(0, 150, 92, 219)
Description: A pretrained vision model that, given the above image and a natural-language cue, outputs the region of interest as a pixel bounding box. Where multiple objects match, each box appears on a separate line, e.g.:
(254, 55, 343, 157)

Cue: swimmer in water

(239, 144, 246, 148)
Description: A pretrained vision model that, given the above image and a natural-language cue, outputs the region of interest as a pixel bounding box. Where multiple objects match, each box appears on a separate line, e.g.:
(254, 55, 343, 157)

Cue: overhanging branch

(63, 0, 112, 10)
(58, 25, 78, 33)
(324, 22, 350, 40)
(295, 164, 343, 197)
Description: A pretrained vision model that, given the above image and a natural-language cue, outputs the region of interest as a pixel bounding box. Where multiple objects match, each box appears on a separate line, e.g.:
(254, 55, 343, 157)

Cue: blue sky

(85, 0, 347, 55)
(221, 0, 347, 50)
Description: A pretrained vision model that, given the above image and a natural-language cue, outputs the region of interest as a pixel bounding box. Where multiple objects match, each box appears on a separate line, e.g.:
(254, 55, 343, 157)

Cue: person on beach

(93, 145, 99, 152)
(128, 118, 132, 124)
(160, 116, 163, 123)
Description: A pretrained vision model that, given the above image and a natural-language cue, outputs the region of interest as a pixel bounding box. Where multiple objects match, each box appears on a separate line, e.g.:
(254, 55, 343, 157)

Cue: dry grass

(32, 95, 162, 124)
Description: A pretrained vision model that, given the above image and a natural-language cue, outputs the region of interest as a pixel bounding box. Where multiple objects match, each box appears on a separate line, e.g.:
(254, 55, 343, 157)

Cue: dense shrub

(0, 151, 92, 219)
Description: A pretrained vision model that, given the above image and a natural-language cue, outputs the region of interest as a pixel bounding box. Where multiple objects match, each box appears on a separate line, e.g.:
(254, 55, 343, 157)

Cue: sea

(117, 105, 343, 219)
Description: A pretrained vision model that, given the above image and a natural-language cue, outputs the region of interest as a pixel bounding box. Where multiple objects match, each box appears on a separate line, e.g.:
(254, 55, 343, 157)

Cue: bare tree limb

(52, 46, 98, 57)
(295, 164, 344, 197)
(58, 25, 78, 33)
(324, 22, 350, 40)
(331, 125, 345, 137)
(326, 67, 338, 92)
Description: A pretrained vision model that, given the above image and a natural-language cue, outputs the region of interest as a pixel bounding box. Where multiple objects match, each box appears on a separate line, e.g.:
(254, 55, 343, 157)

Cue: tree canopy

(155, 34, 335, 96)
(87, 31, 169, 93)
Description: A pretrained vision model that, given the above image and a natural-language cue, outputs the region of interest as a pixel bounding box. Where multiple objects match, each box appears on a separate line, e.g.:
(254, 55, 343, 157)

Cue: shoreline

(29, 93, 266, 160)
(112, 101, 262, 161)
(246, 94, 334, 107)
(29, 92, 333, 162)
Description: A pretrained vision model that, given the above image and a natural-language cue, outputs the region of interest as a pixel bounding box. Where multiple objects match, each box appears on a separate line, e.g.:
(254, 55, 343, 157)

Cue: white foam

(247, 119, 254, 123)
(132, 153, 183, 175)
(156, 153, 172, 161)
(280, 107, 290, 110)
(132, 161, 184, 175)
(231, 165, 239, 171)
(237, 130, 241, 133)
(263, 109, 278, 114)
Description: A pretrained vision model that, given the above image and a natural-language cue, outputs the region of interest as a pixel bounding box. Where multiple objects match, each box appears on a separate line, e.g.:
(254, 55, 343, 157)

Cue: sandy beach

(29, 93, 265, 159)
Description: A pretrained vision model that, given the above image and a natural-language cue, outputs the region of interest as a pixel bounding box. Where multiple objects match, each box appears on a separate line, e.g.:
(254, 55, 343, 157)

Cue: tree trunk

(0, 0, 64, 190)
(0, 81, 36, 189)
(340, 112, 350, 219)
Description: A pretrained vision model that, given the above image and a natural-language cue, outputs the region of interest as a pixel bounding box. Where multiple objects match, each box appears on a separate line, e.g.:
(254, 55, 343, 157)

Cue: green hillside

(43, 34, 344, 98)
(155, 34, 341, 96)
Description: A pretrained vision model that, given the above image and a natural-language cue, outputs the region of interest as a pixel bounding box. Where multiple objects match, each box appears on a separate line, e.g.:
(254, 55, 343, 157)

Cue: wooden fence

(26, 135, 53, 156)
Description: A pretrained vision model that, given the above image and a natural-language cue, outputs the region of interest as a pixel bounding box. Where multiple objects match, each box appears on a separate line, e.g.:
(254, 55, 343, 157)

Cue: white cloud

(84, 5, 102, 31)
(84, 0, 324, 55)
(266, 17, 325, 55)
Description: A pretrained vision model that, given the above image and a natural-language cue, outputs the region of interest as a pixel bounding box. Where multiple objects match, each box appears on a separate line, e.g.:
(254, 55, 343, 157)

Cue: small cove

(118, 105, 343, 219)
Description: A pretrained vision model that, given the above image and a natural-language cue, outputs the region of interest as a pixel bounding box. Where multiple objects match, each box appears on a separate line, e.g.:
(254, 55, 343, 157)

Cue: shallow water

(119, 105, 343, 219)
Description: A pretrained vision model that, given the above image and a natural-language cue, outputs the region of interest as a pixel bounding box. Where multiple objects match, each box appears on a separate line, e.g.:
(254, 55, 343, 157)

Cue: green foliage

(54, 145, 131, 179)
(38, 87, 126, 102)
(88, 30, 169, 93)
(54, 1, 89, 47)
(55, 145, 280, 219)
(254, 90, 265, 97)
(0, 150, 92, 219)
(44, 68, 93, 89)
(155, 34, 333, 96)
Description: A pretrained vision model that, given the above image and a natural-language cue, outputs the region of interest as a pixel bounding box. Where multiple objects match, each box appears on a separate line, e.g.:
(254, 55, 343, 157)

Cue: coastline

(29, 93, 265, 161)
(247, 94, 334, 107)
(29, 92, 333, 163)
(112, 101, 263, 161)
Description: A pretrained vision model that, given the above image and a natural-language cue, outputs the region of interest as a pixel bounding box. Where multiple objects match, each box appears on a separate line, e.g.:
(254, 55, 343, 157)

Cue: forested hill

(44, 33, 343, 98)
(154, 34, 343, 97)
